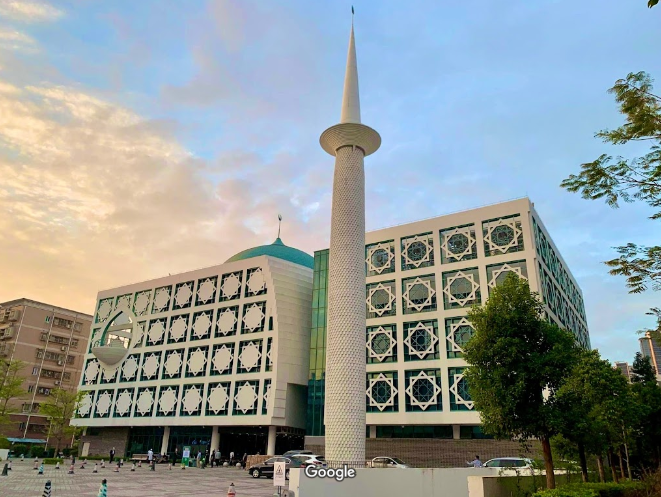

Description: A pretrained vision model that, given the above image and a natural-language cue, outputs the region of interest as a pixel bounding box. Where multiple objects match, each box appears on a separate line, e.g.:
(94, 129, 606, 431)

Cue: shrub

(30, 446, 45, 458)
(12, 444, 28, 456)
(533, 482, 645, 497)
(532, 489, 597, 497)
(62, 447, 71, 457)
(0, 437, 11, 449)
(43, 458, 64, 465)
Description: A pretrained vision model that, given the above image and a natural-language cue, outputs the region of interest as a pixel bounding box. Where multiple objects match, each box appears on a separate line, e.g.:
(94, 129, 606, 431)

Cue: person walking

(172, 447, 178, 466)
(467, 455, 483, 468)
(229, 451, 234, 463)
(214, 450, 220, 468)
(109, 447, 115, 464)
(147, 448, 154, 464)
(241, 453, 247, 469)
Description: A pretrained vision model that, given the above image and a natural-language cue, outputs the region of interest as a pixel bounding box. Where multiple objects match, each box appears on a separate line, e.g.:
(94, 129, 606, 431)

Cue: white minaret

(320, 15, 381, 464)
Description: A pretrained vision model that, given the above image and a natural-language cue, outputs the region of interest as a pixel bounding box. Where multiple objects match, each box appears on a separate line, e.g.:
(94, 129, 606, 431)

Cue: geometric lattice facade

(308, 198, 590, 435)
(73, 253, 313, 432)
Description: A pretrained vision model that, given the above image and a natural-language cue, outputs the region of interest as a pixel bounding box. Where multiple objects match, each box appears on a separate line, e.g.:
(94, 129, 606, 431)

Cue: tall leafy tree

(630, 352, 657, 383)
(555, 350, 632, 482)
(464, 273, 579, 489)
(0, 359, 26, 435)
(40, 388, 83, 453)
(560, 72, 661, 296)
(629, 354, 661, 469)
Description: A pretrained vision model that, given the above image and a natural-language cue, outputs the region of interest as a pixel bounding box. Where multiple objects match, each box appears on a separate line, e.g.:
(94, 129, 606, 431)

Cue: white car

(370, 457, 409, 469)
(483, 457, 534, 475)
(292, 454, 326, 467)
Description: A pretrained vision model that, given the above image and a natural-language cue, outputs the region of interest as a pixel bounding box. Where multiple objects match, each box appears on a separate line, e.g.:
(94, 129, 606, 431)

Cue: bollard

(168, 462, 172, 470)
(38, 463, 44, 475)
(67, 463, 74, 474)
(34, 460, 39, 470)
(55, 462, 60, 470)
(113, 462, 120, 473)
(93, 463, 98, 473)
(1, 463, 8, 476)
(137, 460, 141, 468)
(100, 460, 105, 468)
(97, 478, 108, 497)
(150, 460, 155, 472)
(120, 458, 124, 467)
(227, 482, 236, 497)
(131, 463, 135, 472)
(42, 479, 52, 497)
(7, 460, 11, 471)
(20, 454, 24, 462)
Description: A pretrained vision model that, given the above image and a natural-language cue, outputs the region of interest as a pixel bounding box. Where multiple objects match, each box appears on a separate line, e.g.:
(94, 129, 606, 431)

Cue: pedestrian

(241, 453, 247, 469)
(196, 451, 201, 467)
(467, 455, 483, 468)
(215, 450, 221, 468)
(229, 450, 234, 463)
(148, 448, 154, 465)
(109, 447, 115, 464)
(172, 447, 178, 465)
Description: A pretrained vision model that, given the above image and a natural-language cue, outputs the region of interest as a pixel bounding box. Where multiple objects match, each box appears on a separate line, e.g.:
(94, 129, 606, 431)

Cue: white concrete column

(453, 425, 461, 440)
(210, 426, 220, 452)
(369, 426, 376, 439)
(160, 426, 170, 455)
(267, 426, 277, 456)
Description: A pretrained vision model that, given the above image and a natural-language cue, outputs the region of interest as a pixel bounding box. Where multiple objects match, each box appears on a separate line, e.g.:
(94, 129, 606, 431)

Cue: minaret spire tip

(277, 214, 282, 239)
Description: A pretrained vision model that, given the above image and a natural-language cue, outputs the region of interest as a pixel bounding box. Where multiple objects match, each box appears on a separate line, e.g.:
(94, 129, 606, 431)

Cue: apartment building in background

(614, 361, 632, 382)
(0, 299, 92, 443)
(640, 332, 661, 384)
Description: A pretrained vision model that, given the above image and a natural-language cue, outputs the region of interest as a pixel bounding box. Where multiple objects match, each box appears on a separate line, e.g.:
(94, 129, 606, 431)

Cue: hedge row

(532, 481, 645, 497)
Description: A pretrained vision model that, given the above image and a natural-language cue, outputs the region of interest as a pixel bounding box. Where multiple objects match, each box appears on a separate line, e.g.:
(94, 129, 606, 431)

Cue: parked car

(483, 457, 533, 469)
(294, 454, 326, 467)
(370, 457, 409, 468)
(282, 450, 314, 458)
(248, 456, 302, 479)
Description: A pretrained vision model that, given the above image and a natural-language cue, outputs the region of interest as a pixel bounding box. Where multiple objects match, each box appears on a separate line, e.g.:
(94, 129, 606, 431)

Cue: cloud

(0, 0, 63, 22)
(0, 72, 330, 314)
(0, 26, 37, 51)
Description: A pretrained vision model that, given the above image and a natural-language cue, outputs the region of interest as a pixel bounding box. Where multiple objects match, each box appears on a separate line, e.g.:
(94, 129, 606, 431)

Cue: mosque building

(72, 20, 588, 464)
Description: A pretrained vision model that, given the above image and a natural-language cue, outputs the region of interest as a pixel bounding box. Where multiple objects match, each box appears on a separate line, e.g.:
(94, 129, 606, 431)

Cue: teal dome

(226, 238, 314, 269)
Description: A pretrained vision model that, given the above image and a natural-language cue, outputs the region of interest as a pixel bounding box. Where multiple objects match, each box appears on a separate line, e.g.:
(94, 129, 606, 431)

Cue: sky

(0, 0, 659, 364)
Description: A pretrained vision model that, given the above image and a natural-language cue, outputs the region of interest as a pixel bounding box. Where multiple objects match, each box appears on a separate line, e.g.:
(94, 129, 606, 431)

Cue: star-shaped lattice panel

(487, 261, 528, 289)
(141, 352, 161, 381)
(402, 276, 437, 313)
(482, 216, 524, 257)
(168, 314, 189, 343)
(242, 302, 266, 333)
(237, 340, 262, 373)
(401, 233, 434, 270)
(215, 306, 238, 337)
(84, 359, 100, 385)
(115, 294, 132, 313)
(233, 381, 258, 415)
(173, 281, 194, 310)
(445, 317, 474, 358)
(114, 389, 134, 417)
(449, 368, 474, 411)
(147, 318, 167, 345)
(180, 384, 204, 416)
(245, 267, 267, 297)
(133, 290, 151, 316)
(151, 286, 172, 313)
(366, 373, 398, 412)
(220, 271, 242, 301)
(365, 241, 395, 275)
(77, 392, 94, 417)
(191, 311, 213, 341)
(206, 382, 230, 415)
(405, 370, 442, 411)
(211, 343, 234, 375)
(94, 390, 114, 418)
(121, 354, 140, 381)
(442, 269, 481, 309)
(366, 326, 396, 363)
(403, 321, 439, 360)
(440, 225, 477, 263)
(158, 386, 179, 416)
(262, 380, 271, 415)
(135, 387, 156, 417)
(162, 349, 183, 379)
(195, 276, 217, 306)
(186, 347, 208, 377)
(95, 298, 114, 323)
(365, 281, 396, 318)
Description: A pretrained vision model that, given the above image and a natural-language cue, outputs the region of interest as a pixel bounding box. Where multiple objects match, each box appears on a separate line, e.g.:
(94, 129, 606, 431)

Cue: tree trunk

(618, 446, 626, 480)
(578, 442, 588, 483)
(623, 442, 632, 481)
(541, 435, 556, 489)
(596, 454, 606, 483)
(608, 447, 619, 483)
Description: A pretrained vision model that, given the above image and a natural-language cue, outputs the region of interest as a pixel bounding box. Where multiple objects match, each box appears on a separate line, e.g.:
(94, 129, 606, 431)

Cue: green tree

(630, 352, 657, 383)
(560, 72, 661, 296)
(40, 388, 83, 453)
(555, 350, 633, 483)
(0, 359, 26, 435)
(650, 0, 658, 8)
(464, 273, 579, 489)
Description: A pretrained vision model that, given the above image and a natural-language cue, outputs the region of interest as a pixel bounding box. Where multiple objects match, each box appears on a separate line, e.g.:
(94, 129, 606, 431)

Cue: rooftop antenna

(277, 214, 283, 238)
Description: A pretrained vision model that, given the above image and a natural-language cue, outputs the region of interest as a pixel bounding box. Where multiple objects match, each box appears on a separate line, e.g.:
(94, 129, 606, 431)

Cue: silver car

(370, 457, 409, 468)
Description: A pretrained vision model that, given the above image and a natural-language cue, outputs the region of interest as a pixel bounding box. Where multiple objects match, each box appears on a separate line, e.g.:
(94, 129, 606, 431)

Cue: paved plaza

(0, 461, 285, 497)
